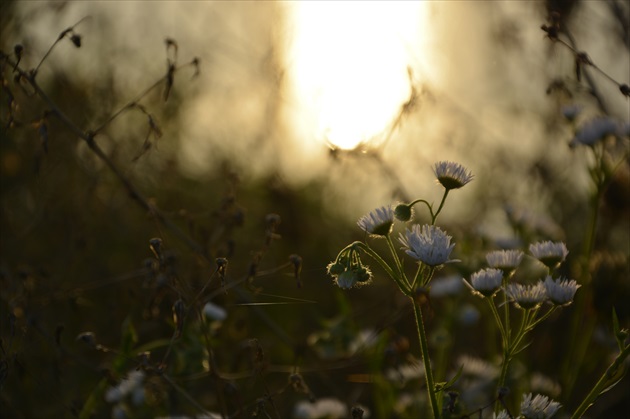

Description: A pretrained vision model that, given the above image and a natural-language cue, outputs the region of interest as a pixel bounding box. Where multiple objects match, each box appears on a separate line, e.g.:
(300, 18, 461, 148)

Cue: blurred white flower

(348, 329, 378, 354)
(203, 301, 227, 322)
(506, 282, 547, 310)
(530, 372, 562, 398)
(570, 116, 619, 147)
(457, 354, 499, 381)
(385, 361, 425, 384)
(543, 276, 580, 306)
(520, 393, 561, 419)
(494, 410, 511, 419)
(429, 275, 464, 297)
(357, 206, 394, 237)
(293, 398, 348, 419)
(105, 371, 145, 403)
(464, 268, 504, 298)
(399, 224, 458, 267)
(529, 241, 568, 269)
(486, 249, 524, 272)
(458, 303, 481, 325)
(433, 161, 474, 190)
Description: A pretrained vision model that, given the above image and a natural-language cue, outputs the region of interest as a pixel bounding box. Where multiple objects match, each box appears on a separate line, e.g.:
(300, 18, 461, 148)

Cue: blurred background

(1, 1, 628, 418)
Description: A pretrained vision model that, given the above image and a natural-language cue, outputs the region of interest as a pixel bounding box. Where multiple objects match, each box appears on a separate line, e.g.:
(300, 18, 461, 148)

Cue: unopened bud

(394, 203, 413, 222)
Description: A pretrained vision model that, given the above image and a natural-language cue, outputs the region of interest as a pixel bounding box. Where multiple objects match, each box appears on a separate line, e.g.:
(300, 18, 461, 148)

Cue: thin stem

(495, 307, 528, 414)
(412, 298, 441, 419)
(410, 199, 435, 221)
(386, 235, 408, 288)
(486, 298, 508, 347)
(571, 344, 630, 419)
(431, 190, 449, 225)
(351, 241, 408, 294)
(502, 287, 511, 342)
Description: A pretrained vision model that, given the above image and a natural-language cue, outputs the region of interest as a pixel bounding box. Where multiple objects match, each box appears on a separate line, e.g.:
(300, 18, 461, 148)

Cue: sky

(5, 1, 629, 232)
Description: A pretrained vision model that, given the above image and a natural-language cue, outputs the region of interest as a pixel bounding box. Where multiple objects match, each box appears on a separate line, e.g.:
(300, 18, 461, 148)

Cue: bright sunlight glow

(285, 2, 426, 150)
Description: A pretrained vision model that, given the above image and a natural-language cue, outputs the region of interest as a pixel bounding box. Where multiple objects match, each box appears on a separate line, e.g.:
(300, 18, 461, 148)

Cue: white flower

(458, 354, 499, 381)
(570, 116, 619, 147)
(203, 301, 227, 321)
(530, 372, 562, 398)
(486, 250, 524, 272)
(464, 268, 504, 298)
(529, 241, 568, 269)
(429, 275, 464, 297)
(293, 398, 348, 419)
(105, 371, 145, 403)
(433, 161, 474, 190)
(399, 224, 458, 267)
(357, 206, 394, 237)
(506, 282, 547, 310)
(385, 361, 425, 384)
(520, 393, 561, 419)
(494, 410, 511, 419)
(543, 276, 581, 306)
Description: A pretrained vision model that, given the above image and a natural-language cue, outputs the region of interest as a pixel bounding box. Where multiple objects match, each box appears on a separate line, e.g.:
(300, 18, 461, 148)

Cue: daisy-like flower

(494, 411, 511, 419)
(464, 268, 504, 298)
(357, 206, 394, 237)
(486, 249, 524, 273)
(520, 393, 561, 419)
(506, 282, 547, 310)
(543, 276, 581, 306)
(529, 241, 569, 269)
(433, 161, 474, 190)
(399, 224, 458, 267)
(570, 116, 619, 147)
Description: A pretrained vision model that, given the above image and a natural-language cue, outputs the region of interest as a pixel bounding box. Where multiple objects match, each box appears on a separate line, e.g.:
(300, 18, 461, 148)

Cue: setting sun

(285, 2, 426, 150)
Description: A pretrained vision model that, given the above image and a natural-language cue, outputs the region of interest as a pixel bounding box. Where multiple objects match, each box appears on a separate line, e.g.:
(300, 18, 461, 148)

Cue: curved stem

(352, 242, 409, 294)
(411, 199, 435, 221)
(412, 298, 441, 419)
(432, 190, 450, 225)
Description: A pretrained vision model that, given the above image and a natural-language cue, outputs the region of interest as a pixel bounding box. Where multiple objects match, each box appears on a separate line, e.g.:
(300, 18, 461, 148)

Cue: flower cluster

(465, 241, 579, 309)
(327, 161, 473, 290)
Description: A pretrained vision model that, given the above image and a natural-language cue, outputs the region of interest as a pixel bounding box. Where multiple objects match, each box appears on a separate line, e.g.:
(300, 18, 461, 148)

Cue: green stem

(487, 298, 508, 347)
(412, 298, 441, 419)
(352, 241, 409, 294)
(386, 235, 408, 288)
(495, 308, 528, 413)
(410, 199, 435, 221)
(571, 344, 630, 419)
(432, 190, 450, 225)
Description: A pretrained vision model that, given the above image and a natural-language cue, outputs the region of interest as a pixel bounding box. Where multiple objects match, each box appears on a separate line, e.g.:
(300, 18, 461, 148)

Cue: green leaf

(435, 365, 463, 393)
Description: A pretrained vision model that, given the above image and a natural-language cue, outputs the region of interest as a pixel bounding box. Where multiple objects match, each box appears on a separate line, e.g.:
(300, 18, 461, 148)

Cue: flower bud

(394, 203, 413, 222)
